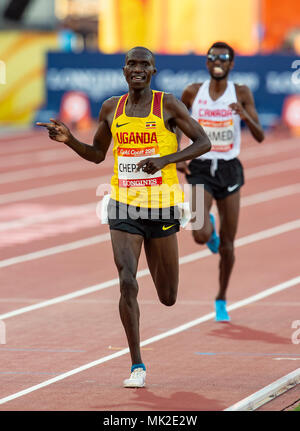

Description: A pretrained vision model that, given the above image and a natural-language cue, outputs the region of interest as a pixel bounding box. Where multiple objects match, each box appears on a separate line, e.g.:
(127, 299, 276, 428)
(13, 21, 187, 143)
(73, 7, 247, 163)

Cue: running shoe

(123, 368, 146, 388)
(215, 299, 231, 322)
(206, 214, 220, 254)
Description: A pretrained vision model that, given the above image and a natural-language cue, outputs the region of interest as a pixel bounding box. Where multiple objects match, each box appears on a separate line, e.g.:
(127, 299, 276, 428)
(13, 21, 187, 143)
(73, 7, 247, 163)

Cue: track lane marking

(0, 233, 111, 270)
(0, 161, 97, 185)
(1, 183, 299, 267)
(0, 275, 299, 405)
(0, 203, 96, 232)
(241, 183, 300, 207)
(1, 149, 299, 185)
(1, 182, 299, 237)
(2, 148, 76, 169)
(0, 177, 109, 205)
(245, 157, 300, 179)
(0, 219, 299, 320)
(224, 368, 300, 411)
(239, 138, 300, 161)
(1, 151, 299, 203)
(1, 133, 298, 160)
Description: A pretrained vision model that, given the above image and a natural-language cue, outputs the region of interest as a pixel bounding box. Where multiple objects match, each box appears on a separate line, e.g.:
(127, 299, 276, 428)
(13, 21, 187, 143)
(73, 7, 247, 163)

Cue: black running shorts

(108, 199, 180, 239)
(186, 158, 244, 200)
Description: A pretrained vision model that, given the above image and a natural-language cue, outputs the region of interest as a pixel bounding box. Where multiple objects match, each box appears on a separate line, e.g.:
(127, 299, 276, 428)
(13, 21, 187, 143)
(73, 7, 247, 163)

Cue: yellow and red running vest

(110, 91, 184, 208)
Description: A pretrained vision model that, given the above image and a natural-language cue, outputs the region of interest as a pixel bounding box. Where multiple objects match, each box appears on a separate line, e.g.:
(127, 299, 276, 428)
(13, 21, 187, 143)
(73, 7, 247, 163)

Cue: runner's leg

(110, 230, 144, 365)
(216, 190, 240, 300)
(144, 233, 179, 306)
(191, 186, 214, 244)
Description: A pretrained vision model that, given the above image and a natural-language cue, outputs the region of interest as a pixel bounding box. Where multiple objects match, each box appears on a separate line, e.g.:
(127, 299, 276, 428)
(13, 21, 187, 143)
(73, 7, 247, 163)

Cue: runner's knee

(192, 229, 211, 244)
(159, 291, 177, 307)
(156, 283, 177, 307)
(119, 269, 138, 301)
(219, 241, 235, 260)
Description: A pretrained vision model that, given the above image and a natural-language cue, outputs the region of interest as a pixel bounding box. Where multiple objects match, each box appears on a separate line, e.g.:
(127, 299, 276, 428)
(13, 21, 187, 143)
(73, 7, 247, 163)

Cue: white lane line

(224, 368, 300, 411)
(1, 148, 298, 186)
(1, 179, 299, 268)
(0, 203, 96, 232)
(0, 139, 300, 204)
(0, 233, 111, 270)
(273, 358, 300, 361)
(0, 132, 42, 144)
(0, 219, 299, 319)
(0, 140, 47, 156)
(2, 148, 75, 169)
(0, 176, 109, 205)
(1, 135, 298, 176)
(240, 138, 300, 161)
(0, 276, 299, 406)
(0, 161, 93, 185)
(1, 181, 299, 232)
(1, 145, 299, 203)
(0, 132, 92, 156)
(245, 158, 300, 179)
(180, 137, 300, 162)
(0, 156, 113, 186)
(178, 219, 300, 265)
(241, 183, 300, 207)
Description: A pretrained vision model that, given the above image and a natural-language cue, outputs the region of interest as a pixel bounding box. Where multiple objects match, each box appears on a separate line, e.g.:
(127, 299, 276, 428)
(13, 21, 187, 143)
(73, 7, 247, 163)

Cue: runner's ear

(123, 66, 129, 82)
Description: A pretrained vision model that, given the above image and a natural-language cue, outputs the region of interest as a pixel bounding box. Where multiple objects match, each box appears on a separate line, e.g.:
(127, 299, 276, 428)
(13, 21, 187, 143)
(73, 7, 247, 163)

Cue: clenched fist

(229, 103, 248, 121)
(136, 156, 167, 175)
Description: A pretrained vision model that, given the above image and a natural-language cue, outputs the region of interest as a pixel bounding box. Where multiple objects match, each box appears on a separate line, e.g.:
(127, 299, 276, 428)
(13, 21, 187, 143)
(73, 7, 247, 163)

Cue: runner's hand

(136, 157, 166, 175)
(176, 161, 191, 175)
(36, 119, 71, 143)
(229, 103, 248, 121)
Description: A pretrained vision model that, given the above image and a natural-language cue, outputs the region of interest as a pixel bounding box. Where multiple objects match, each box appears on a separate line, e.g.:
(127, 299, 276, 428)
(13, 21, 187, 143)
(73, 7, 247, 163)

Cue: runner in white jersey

(177, 41, 264, 321)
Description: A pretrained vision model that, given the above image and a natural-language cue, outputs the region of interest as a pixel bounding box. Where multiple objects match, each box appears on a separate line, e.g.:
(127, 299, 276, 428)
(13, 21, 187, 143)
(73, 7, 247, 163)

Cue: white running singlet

(190, 80, 241, 161)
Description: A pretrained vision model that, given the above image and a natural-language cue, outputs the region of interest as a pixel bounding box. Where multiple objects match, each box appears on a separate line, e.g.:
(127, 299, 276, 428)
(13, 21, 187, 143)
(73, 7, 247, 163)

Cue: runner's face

(206, 48, 233, 81)
(123, 50, 156, 89)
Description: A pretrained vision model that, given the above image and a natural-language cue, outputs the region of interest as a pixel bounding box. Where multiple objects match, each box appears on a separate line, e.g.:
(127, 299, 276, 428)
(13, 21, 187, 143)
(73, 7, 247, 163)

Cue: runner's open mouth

(131, 75, 145, 81)
(213, 67, 224, 74)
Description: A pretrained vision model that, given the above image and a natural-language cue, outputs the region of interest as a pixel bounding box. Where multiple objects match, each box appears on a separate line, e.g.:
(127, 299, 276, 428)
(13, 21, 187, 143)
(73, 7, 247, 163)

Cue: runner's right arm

(36, 98, 116, 164)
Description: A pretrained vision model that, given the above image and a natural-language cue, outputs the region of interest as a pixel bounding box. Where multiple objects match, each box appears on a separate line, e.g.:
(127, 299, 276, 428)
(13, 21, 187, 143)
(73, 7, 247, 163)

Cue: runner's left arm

(175, 83, 198, 151)
(176, 83, 201, 174)
(137, 94, 211, 174)
(230, 85, 264, 143)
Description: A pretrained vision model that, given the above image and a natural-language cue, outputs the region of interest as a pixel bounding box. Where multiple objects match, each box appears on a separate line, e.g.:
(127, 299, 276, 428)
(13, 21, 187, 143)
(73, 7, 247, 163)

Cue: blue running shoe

(206, 214, 220, 254)
(215, 300, 231, 322)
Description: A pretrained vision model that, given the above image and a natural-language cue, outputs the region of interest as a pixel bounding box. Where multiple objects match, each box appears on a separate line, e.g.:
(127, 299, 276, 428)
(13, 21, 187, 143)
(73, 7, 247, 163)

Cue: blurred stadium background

(0, 0, 299, 134)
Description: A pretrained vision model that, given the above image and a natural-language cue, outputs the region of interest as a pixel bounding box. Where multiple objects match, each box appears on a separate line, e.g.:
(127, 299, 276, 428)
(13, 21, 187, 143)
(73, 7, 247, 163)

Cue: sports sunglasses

(207, 53, 231, 62)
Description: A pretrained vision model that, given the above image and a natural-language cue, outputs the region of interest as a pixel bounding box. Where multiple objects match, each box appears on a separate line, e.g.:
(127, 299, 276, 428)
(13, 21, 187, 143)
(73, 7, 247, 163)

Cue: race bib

(199, 119, 234, 152)
(117, 146, 162, 187)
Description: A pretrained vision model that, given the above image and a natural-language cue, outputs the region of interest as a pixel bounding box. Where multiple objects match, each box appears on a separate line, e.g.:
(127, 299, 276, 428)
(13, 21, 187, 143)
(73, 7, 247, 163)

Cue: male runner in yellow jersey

(177, 41, 264, 322)
(37, 46, 211, 388)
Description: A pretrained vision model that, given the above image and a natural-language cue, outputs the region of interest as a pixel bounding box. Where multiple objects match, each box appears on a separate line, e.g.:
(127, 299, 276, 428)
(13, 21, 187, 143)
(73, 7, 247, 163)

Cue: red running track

(0, 128, 299, 411)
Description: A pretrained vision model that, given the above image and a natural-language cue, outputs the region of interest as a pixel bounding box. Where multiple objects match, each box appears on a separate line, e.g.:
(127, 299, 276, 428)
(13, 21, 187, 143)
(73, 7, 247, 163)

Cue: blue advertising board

(43, 52, 300, 129)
